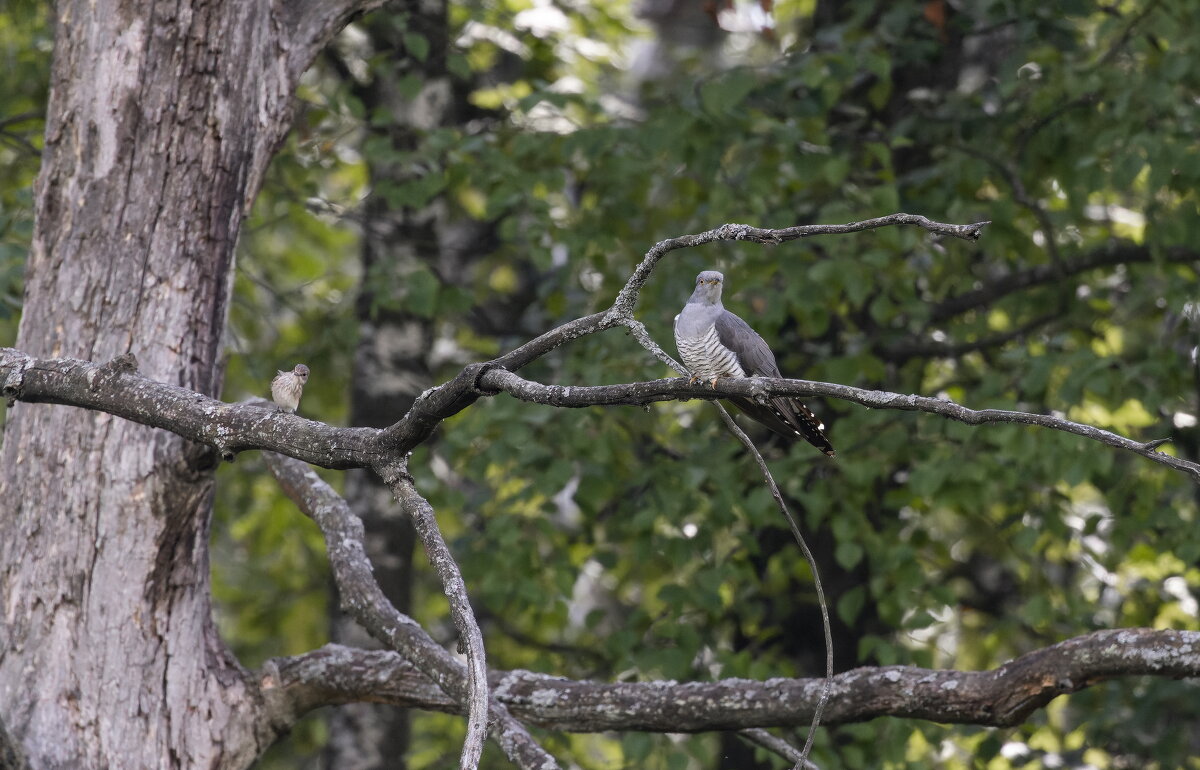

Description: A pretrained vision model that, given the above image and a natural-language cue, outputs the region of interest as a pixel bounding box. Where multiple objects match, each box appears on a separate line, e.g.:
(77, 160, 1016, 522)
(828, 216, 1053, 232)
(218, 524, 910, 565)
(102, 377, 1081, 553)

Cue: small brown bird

(271, 364, 310, 413)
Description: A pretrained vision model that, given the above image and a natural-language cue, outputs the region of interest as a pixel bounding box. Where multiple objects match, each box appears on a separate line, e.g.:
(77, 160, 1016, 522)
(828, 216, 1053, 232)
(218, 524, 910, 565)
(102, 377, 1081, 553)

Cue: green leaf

(904, 610, 936, 630)
(835, 540, 864, 569)
(700, 69, 757, 115)
(447, 52, 471, 79)
(402, 267, 440, 317)
(838, 585, 866, 625)
(403, 31, 430, 62)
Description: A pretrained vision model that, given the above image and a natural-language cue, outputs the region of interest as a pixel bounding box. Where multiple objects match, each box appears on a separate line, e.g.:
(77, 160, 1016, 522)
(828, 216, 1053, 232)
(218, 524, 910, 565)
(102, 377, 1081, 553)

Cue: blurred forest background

(2, 0, 1199, 767)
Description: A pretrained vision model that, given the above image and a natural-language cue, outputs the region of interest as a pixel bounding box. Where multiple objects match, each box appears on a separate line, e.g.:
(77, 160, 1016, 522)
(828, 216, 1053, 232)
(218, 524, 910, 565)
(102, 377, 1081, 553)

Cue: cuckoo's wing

(714, 310, 782, 378)
(714, 310, 835, 456)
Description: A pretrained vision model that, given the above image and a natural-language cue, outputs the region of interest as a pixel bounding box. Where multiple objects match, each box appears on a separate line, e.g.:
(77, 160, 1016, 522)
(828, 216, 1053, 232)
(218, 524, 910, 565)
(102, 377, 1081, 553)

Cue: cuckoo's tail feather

(731, 396, 836, 456)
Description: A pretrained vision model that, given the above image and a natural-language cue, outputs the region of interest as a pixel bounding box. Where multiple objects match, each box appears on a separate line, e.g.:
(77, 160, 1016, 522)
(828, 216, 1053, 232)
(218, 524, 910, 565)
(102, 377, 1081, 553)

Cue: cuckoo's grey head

(688, 270, 725, 305)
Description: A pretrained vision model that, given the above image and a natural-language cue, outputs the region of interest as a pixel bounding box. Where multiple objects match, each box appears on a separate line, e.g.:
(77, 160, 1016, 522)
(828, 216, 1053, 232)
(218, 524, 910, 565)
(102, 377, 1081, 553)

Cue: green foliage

(382, 1, 1200, 766)
(0, 0, 48, 342)
(5, 0, 1200, 767)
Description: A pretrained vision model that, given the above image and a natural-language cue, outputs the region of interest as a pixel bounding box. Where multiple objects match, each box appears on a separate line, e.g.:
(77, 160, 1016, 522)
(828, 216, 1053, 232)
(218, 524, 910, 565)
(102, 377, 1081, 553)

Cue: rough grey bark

(0, 0, 381, 767)
(264, 625, 1200, 731)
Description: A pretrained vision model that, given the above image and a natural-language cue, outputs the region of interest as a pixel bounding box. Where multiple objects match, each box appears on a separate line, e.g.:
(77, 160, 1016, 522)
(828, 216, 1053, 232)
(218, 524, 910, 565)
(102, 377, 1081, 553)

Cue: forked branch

(262, 451, 555, 769)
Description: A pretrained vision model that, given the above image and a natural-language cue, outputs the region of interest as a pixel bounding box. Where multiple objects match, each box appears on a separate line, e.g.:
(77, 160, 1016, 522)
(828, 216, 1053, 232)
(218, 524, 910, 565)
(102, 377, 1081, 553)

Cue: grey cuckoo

(674, 270, 835, 456)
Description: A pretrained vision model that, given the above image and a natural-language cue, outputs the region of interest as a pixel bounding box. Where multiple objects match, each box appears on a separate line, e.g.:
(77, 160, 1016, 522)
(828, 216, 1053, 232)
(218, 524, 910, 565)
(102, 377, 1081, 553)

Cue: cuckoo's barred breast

(678, 324, 746, 383)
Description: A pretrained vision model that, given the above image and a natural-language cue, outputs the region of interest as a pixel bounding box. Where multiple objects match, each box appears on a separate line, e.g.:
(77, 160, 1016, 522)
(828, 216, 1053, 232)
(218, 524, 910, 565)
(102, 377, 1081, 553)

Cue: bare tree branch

(607, 215, 989, 323)
(280, 0, 390, 81)
(265, 629, 1200, 731)
(738, 728, 819, 770)
(262, 645, 450, 715)
(0, 350, 380, 468)
(262, 451, 556, 769)
(375, 461, 491, 770)
(6, 348, 1195, 483)
(476, 369, 1200, 482)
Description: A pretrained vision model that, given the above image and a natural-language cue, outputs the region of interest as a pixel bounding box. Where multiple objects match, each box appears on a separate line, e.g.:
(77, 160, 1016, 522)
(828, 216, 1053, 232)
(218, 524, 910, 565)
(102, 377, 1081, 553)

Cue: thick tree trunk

(0, 1, 369, 766)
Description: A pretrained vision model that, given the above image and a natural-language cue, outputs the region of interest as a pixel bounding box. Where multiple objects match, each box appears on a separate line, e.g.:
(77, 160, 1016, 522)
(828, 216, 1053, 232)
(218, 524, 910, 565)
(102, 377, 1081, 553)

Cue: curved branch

(263, 644, 452, 714)
(267, 629, 1200, 731)
(376, 461, 491, 770)
(608, 215, 989, 321)
(262, 452, 556, 769)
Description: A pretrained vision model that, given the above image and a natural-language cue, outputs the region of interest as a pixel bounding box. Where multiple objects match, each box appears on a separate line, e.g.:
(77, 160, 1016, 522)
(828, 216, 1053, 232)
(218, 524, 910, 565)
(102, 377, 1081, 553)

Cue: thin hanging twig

(714, 405, 834, 769)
